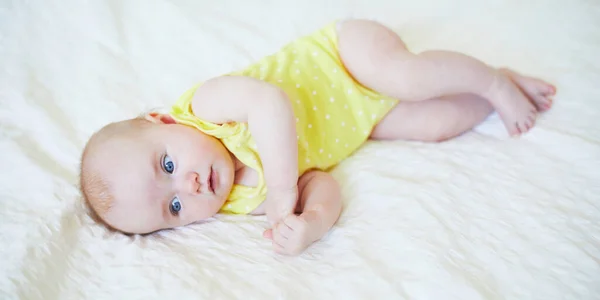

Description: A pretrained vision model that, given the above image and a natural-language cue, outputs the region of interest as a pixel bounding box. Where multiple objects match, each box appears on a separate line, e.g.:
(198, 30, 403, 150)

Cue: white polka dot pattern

(170, 21, 400, 215)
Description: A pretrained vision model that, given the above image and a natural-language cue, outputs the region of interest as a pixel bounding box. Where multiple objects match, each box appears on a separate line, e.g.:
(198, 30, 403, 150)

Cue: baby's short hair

(79, 162, 115, 228)
(79, 117, 151, 232)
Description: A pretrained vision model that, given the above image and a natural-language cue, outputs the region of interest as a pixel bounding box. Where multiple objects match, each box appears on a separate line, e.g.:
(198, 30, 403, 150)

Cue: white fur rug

(1, 0, 599, 299)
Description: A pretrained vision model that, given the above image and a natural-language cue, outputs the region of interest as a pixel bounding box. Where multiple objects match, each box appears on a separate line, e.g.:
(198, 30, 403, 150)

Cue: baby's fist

(264, 214, 314, 256)
(265, 186, 298, 225)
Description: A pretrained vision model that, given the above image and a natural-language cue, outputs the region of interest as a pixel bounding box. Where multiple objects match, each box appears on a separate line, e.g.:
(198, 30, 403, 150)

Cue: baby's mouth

(208, 167, 216, 194)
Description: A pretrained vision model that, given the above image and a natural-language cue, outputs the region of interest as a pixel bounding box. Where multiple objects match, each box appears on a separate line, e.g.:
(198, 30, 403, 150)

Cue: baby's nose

(182, 172, 200, 195)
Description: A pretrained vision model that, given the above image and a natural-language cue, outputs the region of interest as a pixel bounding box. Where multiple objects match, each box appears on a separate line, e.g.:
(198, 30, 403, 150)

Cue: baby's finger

(272, 242, 287, 255)
(273, 226, 288, 246)
(263, 229, 273, 240)
(273, 234, 288, 247)
(276, 221, 293, 238)
(283, 214, 304, 229)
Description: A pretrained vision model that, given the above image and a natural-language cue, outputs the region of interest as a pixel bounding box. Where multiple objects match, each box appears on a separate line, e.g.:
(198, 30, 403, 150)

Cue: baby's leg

(370, 69, 556, 141)
(337, 19, 556, 136)
(370, 94, 492, 141)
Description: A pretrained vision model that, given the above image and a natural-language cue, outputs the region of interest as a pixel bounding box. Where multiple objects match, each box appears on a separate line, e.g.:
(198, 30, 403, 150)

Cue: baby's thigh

(336, 19, 408, 85)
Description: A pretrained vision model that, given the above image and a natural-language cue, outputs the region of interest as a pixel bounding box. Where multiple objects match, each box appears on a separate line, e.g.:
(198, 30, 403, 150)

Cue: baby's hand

(265, 186, 298, 226)
(263, 214, 315, 256)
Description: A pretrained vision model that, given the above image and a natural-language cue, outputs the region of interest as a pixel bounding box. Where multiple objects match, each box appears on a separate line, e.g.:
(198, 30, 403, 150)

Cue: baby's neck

(231, 153, 245, 172)
(231, 154, 259, 187)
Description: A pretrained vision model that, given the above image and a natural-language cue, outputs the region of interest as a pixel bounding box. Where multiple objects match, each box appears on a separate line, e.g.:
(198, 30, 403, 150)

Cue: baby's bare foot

(485, 72, 538, 136)
(500, 68, 556, 112)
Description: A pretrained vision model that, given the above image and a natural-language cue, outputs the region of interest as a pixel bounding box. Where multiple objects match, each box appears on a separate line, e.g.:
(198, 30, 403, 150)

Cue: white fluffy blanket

(1, 0, 599, 299)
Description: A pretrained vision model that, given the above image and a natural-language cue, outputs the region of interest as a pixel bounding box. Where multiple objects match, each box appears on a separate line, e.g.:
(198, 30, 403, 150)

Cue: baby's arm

(264, 170, 343, 255)
(191, 76, 299, 222)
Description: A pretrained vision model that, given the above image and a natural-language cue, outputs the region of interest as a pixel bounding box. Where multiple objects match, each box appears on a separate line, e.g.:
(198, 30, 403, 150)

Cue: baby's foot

(485, 72, 538, 136)
(500, 68, 556, 112)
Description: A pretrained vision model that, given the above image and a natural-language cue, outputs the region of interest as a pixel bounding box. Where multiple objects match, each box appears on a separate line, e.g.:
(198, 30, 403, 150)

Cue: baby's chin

(216, 157, 236, 196)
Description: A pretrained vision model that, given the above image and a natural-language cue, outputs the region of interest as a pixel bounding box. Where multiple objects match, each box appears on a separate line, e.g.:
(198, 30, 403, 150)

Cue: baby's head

(80, 113, 235, 234)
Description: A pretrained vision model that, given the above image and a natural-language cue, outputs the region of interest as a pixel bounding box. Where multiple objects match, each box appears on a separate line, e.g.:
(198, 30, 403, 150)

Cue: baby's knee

(338, 20, 410, 75)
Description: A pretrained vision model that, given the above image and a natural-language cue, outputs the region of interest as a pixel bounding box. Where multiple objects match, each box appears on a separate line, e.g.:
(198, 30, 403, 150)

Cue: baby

(80, 19, 555, 255)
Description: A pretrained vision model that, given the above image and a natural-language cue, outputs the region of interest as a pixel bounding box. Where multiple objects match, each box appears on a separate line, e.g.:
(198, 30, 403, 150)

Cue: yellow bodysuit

(170, 22, 399, 214)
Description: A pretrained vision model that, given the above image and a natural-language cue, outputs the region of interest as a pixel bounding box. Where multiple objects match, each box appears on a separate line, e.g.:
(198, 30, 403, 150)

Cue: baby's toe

(526, 111, 538, 131)
(527, 114, 536, 127)
(528, 78, 556, 95)
(543, 97, 553, 111)
(517, 122, 529, 135)
(533, 95, 553, 112)
(543, 83, 557, 96)
(524, 117, 535, 131)
(511, 122, 522, 136)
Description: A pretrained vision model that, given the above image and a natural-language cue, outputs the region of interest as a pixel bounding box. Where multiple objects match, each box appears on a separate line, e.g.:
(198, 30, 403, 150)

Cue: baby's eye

(162, 155, 175, 174)
(169, 196, 182, 215)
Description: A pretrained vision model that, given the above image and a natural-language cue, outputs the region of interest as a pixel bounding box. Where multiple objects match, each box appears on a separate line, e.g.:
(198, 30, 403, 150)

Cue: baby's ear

(145, 112, 176, 124)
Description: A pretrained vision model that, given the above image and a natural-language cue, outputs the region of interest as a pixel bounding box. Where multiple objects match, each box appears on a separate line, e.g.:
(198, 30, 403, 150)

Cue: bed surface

(1, 0, 599, 299)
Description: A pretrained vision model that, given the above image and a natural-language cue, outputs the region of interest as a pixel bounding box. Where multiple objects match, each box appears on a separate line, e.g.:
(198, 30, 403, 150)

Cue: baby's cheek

(188, 197, 221, 221)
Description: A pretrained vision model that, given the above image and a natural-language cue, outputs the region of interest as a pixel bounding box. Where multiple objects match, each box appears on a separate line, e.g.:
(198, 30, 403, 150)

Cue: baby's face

(96, 117, 235, 234)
